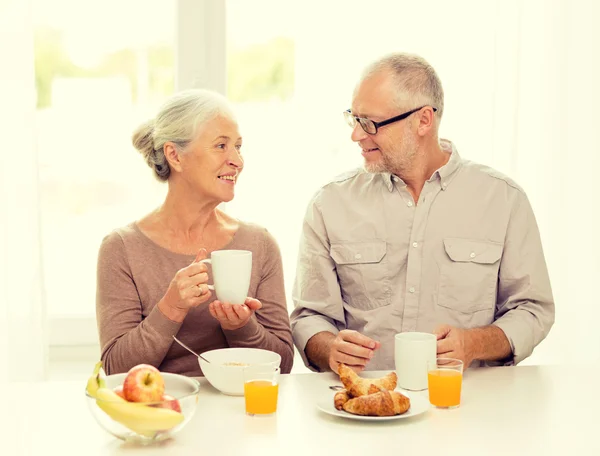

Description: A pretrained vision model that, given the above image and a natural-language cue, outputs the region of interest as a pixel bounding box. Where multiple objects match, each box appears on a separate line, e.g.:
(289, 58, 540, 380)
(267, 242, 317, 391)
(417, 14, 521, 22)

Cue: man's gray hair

(362, 52, 444, 120)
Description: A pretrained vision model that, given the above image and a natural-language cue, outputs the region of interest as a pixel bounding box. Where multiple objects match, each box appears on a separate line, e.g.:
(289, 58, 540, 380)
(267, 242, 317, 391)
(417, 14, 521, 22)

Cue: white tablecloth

(2, 365, 597, 455)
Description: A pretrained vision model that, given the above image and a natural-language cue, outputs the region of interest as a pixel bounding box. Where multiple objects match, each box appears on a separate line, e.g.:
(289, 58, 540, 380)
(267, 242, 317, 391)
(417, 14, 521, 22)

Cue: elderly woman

(96, 89, 293, 376)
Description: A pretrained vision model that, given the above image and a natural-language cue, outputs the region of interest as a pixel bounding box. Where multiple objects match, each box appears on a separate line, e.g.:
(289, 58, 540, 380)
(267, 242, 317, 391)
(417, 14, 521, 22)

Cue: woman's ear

(163, 142, 183, 173)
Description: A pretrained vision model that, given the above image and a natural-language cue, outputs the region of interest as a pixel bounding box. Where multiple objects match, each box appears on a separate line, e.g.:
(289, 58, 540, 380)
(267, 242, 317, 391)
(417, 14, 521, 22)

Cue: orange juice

(244, 380, 279, 414)
(428, 369, 462, 407)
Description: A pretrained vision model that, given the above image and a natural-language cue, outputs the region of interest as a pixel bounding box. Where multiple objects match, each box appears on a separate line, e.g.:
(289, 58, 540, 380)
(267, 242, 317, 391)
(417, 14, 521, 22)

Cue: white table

(2, 365, 597, 455)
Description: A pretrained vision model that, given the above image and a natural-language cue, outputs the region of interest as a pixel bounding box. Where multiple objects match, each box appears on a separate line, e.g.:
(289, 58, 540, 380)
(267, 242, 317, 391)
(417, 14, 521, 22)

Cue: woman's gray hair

(362, 52, 445, 121)
(132, 89, 235, 181)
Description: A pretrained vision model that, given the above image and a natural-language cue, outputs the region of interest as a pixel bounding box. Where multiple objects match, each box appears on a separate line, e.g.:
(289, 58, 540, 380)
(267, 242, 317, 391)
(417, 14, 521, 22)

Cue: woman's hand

(209, 297, 262, 331)
(159, 249, 212, 320)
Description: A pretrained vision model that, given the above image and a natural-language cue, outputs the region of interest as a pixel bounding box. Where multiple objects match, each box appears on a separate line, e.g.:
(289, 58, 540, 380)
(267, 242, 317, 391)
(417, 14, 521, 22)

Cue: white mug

(394, 332, 437, 391)
(200, 250, 252, 305)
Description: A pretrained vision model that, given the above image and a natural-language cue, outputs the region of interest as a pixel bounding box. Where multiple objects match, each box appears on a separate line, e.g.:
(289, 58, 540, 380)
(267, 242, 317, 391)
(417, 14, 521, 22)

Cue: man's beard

(364, 130, 418, 175)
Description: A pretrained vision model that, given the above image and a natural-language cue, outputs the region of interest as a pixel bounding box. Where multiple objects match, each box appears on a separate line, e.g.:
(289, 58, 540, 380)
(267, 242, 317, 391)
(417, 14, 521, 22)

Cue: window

(224, 0, 305, 308)
(34, 0, 176, 343)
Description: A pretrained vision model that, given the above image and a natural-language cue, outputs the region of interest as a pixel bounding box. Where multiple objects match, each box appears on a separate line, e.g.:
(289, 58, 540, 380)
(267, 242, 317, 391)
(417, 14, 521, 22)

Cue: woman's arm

(96, 231, 183, 374)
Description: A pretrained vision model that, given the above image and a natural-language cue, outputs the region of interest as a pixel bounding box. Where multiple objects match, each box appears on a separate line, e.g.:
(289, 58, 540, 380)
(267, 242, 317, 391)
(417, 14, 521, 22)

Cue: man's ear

(416, 107, 436, 137)
(163, 142, 183, 173)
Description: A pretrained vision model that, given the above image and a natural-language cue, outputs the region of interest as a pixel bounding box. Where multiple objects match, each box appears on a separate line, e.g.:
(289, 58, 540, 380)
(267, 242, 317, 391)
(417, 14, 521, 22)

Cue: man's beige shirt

(290, 142, 555, 370)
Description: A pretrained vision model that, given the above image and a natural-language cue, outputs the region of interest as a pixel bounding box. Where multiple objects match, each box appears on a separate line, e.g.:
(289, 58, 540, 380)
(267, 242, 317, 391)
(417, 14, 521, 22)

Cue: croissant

(342, 390, 411, 417)
(334, 389, 351, 410)
(338, 363, 398, 397)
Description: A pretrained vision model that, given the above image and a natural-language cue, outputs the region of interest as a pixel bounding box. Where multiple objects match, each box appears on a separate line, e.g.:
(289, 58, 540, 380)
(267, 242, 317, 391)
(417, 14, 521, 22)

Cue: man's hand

(328, 330, 381, 374)
(434, 324, 475, 368)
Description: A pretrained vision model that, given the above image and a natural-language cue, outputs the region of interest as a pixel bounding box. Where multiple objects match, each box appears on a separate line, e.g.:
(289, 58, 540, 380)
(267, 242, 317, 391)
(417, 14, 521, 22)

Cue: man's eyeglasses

(344, 105, 437, 135)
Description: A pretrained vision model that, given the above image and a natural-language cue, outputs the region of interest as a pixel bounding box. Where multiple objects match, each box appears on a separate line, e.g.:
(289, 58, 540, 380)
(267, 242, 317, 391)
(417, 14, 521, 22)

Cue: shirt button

(407, 201, 413, 207)
(470, 252, 476, 258)
(409, 287, 415, 293)
(355, 253, 362, 260)
(412, 242, 418, 248)
(442, 182, 448, 189)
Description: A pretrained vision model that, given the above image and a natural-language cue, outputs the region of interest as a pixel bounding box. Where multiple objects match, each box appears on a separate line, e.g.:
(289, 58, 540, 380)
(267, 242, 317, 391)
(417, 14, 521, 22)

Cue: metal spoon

(329, 385, 345, 391)
(172, 335, 211, 364)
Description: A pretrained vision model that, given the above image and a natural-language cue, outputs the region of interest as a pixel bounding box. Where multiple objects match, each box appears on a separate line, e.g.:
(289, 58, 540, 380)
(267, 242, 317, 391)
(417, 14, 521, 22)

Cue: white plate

(316, 390, 430, 421)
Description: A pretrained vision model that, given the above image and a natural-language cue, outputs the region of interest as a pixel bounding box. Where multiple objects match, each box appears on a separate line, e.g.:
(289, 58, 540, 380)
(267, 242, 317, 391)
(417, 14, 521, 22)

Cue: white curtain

(293, 0, 600, 366)
(0, 0, 47, 382)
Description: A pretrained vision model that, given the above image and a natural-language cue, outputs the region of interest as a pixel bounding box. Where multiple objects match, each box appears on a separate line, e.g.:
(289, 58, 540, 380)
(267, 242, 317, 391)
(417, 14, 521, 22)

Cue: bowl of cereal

(198, 347, 281, 396)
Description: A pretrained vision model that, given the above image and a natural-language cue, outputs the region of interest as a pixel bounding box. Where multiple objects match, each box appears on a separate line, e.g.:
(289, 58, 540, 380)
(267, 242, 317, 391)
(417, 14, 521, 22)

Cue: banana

(95, 387, 184, 437)
(85, 361, 105, 398)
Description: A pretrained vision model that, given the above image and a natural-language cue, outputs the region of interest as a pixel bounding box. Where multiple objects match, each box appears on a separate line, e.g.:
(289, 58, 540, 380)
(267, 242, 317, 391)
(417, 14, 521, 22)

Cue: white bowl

(198, 348, 281, 396)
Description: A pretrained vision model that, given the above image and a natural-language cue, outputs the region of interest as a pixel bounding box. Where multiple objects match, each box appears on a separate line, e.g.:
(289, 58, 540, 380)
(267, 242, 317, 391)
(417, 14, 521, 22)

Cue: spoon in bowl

(172, 335, 211, 364)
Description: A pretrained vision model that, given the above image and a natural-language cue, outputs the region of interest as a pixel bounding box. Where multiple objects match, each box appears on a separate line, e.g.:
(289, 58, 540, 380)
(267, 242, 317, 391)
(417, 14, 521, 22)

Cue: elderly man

(290, 52, 554, 373)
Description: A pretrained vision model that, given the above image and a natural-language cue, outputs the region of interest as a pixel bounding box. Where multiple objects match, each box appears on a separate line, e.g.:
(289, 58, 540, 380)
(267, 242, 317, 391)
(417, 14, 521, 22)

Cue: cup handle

(199, 258, 215, 291)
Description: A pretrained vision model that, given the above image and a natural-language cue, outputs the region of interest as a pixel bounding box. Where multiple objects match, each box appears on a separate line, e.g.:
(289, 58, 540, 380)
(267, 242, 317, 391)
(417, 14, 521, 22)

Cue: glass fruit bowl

(86, 369, 200, 444)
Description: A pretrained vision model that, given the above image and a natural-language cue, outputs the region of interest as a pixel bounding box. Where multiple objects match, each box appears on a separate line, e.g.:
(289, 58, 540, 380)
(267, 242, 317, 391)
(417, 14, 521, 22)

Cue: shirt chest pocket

(438, 238, 503, 313)
(330, 241, 391, 310)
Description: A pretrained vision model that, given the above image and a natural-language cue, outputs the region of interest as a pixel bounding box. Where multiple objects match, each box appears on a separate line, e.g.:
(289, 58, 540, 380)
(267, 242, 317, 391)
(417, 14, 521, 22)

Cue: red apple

(113, 385, 126, 400)
(152, 394, 182, 413)
(122, 364, 165, 403)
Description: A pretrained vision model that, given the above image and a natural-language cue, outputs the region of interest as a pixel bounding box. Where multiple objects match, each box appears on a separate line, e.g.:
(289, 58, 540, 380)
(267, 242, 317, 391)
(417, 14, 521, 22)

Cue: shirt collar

(381, 139, 462, 192)
(381, 172, 396, 192)
(433, 139, 462, 190)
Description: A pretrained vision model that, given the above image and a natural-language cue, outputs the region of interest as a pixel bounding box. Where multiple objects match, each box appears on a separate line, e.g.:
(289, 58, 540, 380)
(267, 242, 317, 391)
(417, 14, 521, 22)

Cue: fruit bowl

(199, 347, 281, 396)
(86, 371, 200, 444)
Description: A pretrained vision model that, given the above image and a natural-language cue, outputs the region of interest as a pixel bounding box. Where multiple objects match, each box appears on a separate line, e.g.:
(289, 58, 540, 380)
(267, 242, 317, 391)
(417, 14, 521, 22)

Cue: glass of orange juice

(243, 365, 280, 416)
(427, 358, 463, 408)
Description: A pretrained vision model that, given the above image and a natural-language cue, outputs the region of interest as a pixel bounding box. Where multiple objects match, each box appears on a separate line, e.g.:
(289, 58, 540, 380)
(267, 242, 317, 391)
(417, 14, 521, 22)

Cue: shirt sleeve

(290, 192, 346, 369)
(96, 231, 183, 374)
(223, 229, 295, 374)
(492, 190, 555, 365)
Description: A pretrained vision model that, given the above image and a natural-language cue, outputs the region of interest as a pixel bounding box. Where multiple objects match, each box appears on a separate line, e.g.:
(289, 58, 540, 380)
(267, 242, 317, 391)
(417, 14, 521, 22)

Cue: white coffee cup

(200, 250, 252, 305)
(394, 332, 437, 391)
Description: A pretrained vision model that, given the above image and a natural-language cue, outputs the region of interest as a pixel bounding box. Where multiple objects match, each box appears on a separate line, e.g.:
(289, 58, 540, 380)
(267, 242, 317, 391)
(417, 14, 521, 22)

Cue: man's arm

(435, 324, 512, 367)
(436, 188, 554, 367)
(468, 325, 512, 361)
(305, 330, 380, 373)
(290, 190, 383, 372)
(492, 189, 555, 364)
(290, 192, 347, 370)
(305, 331, 336, 372)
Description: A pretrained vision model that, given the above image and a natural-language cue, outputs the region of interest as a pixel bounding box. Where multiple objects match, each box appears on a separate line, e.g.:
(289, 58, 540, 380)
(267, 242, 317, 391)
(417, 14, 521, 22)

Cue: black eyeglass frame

(344, 105, 438, 135)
